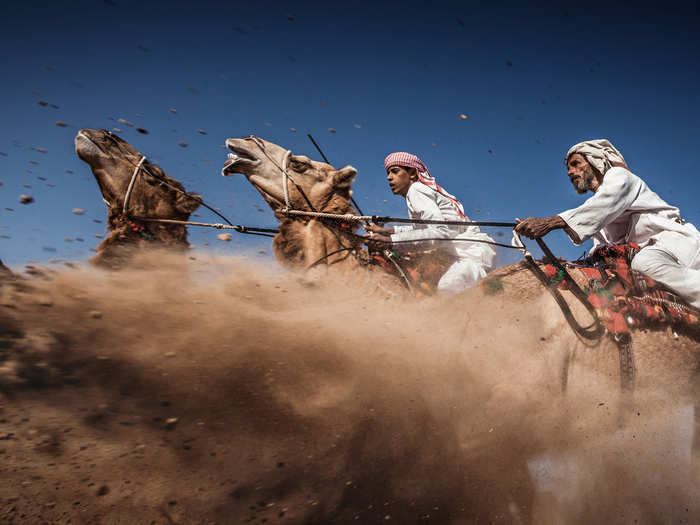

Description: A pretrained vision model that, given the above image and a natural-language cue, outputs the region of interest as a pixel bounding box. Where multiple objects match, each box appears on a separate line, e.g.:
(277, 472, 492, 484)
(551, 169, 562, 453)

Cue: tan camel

(75, 129, 202, 268)
(222, 135, 376, 275)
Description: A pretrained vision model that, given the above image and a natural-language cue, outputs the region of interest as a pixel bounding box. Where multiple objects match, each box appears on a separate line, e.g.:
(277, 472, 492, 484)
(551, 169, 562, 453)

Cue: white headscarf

(565, 139, 628, 175)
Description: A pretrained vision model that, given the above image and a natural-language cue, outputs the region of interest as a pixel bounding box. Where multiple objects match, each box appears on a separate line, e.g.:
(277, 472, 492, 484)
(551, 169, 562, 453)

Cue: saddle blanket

(372, 248, 457, 294)
(543, 243, 700, 336)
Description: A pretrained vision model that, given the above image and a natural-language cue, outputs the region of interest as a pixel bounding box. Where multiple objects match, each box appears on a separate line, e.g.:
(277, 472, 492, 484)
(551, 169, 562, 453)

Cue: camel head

(221, 136, 361, 271)
(221, 136, 357, 218)
(75, 129, 203, 267)
(75, 129, 202, 221)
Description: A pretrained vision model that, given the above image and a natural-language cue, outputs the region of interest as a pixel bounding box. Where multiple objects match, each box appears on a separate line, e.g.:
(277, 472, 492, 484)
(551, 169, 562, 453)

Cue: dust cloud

(0, 252, 698, 524)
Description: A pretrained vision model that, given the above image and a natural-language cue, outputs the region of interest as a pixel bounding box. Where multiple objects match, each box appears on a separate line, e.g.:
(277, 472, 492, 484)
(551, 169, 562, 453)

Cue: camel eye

(290, 159, 311, 172)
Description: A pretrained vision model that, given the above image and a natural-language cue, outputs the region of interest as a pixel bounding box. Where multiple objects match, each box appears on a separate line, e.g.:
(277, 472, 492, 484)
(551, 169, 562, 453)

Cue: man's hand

(514, 216, 567, 239)
(363, 232, 392, 251)
(364, 222, 394, 235)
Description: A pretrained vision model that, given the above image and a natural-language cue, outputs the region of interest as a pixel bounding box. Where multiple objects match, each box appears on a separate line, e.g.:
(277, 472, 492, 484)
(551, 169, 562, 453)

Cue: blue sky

(1, 1, 699, 267)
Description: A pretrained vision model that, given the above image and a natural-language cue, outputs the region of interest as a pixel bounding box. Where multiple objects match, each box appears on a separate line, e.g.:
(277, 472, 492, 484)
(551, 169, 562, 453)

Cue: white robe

(390, 182, 496, 293)
(558, 167, 700, 308)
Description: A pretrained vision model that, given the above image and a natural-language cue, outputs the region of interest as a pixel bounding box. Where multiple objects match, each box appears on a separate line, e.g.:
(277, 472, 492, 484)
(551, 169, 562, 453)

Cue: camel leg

(615, 334, 636, 393)
(296, 221, 331, 283)
(692, 363, 700, 486)
(560, 345, 573, 393)
(692, 403, 700, 486)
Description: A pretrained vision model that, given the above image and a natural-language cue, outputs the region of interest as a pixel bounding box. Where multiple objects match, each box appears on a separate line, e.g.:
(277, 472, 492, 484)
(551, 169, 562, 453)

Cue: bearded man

(515, 139, 700, 308)
(364, 152, 496, 293)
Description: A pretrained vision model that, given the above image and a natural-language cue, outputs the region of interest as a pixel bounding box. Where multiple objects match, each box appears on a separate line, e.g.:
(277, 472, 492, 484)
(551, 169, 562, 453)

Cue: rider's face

(386, 165, 416, 197)
(566, 153, 600, 194)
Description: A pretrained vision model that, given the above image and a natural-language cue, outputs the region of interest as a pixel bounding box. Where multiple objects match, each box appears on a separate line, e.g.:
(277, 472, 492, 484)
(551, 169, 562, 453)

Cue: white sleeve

(558, 168, 642, 245)
(390, 187, 452, 246)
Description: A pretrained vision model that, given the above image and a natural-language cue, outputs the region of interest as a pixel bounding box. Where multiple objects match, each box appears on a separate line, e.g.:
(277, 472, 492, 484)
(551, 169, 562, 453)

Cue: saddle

(543, 243, 700, 337)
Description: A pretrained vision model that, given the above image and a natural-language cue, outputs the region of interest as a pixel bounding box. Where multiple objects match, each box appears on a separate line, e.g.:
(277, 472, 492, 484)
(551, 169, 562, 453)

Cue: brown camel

(223, 135, 700, 491)
(75, 129, 202, 267)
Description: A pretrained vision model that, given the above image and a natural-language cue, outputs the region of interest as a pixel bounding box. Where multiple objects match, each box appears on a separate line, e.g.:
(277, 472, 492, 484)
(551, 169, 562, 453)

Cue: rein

(132, 217, 279, 238)
(281, 209, 516, 228)
(302, 219, 367, 271)
(511, 231, 604, 343)
(305, 246, 358, 271)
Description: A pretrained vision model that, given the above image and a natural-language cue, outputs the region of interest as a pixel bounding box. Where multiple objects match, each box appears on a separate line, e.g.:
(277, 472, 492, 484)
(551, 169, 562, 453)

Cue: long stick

(283, 208, 516, 227)
(307, 133, 365, 216)
(375, 216, 517, 228)
(307, 134, 330, 164)
(133, 217, 278, 236)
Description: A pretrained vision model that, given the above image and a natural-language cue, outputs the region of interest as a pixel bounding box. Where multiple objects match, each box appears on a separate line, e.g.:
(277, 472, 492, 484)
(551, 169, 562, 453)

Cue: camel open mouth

(221, 143, 261, 176)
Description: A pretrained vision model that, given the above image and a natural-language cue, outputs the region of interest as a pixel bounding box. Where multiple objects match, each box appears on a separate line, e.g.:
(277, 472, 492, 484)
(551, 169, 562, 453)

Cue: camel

(222, 135, 364, 272)
(222, 135, 700, 495)
(75, 129, 202, 267)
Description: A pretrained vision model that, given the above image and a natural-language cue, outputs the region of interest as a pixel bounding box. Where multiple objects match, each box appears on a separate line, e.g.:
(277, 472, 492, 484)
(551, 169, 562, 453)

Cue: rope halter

(240, 136, 290, 206)
(122, 155, 146, 216)
(280, 149, 292, 211)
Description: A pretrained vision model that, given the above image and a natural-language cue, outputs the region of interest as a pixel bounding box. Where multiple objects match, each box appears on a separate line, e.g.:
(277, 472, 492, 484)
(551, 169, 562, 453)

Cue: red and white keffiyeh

(384, 152, 466, 219)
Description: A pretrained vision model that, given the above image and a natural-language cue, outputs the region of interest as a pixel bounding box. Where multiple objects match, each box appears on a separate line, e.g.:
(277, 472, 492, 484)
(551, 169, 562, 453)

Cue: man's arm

(557, 168, 640, 243)
(515, 168, 640, 243)
(365, 222, 395, 235)
(391, 186, 452, 244)
(514, 215, 581, 243)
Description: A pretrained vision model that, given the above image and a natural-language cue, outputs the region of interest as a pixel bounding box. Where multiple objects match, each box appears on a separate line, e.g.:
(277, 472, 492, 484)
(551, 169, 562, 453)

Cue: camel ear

(331, 165, 357, 189)
(176, 192, 203, 214)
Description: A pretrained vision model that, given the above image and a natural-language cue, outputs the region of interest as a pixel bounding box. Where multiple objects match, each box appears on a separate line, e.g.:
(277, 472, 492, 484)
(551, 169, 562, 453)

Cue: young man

(515, 139, 700, 308)
(365, 152, 496, 293)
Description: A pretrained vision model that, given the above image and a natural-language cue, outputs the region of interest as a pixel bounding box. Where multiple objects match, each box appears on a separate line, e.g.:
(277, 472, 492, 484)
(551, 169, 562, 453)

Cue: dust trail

(0, 252, 698, 524)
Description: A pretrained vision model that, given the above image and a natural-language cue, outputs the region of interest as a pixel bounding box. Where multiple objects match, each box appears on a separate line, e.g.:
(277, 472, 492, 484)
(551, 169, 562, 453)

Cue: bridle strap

(280, 149, 292, 210)
(244, 135, 317, 213)
(122, 155, 146, 215)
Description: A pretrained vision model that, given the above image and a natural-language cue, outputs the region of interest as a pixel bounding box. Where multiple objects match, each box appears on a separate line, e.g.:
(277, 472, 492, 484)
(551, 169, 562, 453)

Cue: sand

(0, 253, 699, 524)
